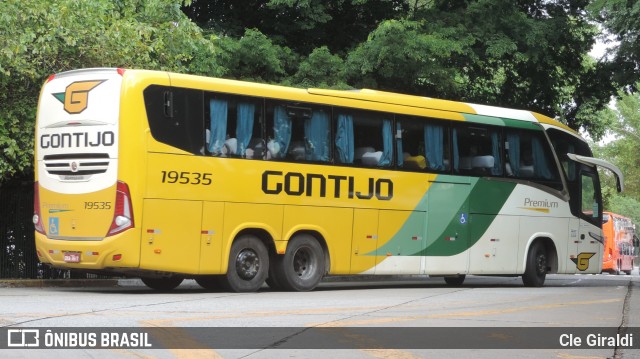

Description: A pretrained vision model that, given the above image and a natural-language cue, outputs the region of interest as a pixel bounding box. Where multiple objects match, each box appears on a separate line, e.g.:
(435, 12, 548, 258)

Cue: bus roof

(116, 68, 577, 135)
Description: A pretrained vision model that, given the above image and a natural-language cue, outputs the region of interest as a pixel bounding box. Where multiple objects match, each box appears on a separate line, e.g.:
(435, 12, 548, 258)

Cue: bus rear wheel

(522, 241, 547, 287)
(221, 235, 269, 292)
(141, 276, 183, 291)
(272, 234, 325, 292)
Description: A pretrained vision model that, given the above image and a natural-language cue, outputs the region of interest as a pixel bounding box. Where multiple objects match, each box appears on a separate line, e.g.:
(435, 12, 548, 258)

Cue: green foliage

(184, 0, 407, 55)
(344, 19, 473, 95)
(217, 28, 296, 83)
(594, 87, 640, 221)
(2, 0, 638, 183)
(605, 193, 640, 226)
(291, 46, 348, 88)
(0, 0, 222, 183)
(589, 0, 640, 90)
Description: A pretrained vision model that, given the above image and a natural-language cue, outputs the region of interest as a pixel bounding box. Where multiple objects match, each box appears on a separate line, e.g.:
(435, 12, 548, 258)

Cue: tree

(216, 28, 296, 83)
(290, 46, 348, 88)
(0, 0, 222, 183)
(589, 0, 640, 91)
(593, 86, 640, 223)
(344, 19, 473, 96)
(185, 1, 614, 138)
(183, 0, 408, 55)
(346, 1, 612, 138)
(596, 87, 640, 199)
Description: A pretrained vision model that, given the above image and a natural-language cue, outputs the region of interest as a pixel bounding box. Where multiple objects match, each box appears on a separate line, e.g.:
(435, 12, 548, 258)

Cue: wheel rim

(536, 252, 547, 275)
(236, 248, 260, 280)
(293, 247, 315, 279)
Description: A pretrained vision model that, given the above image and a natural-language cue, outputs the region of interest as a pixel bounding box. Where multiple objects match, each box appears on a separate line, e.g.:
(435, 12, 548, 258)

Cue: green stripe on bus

(372, 177, 517, 257)
(420, 178, 516, 256)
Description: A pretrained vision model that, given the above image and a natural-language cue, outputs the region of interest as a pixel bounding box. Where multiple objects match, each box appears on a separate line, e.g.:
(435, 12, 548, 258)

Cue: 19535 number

(161, 171, 212, 185)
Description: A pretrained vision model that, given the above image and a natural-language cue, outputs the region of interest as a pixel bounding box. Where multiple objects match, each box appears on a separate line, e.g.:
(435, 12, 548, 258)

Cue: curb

(0, 275, 429, 288)
(0, 279, 120, 288)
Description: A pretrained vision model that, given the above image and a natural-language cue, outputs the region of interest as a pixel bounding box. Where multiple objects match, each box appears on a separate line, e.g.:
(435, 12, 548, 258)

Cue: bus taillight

(33, 182, 46, 235)
(107, 181, 134, 236)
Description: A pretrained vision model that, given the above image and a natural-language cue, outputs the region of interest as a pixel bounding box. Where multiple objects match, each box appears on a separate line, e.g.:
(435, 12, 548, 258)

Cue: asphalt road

(1, 271, 640, 359)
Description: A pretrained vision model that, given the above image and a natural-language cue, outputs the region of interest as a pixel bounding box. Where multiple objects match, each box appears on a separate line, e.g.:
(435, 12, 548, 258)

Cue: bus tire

(444, 275, 465, 286)
(522, 241, 547, 287)
(141, 276, 183, 291)
(272, 234, 324, 292)
(195, 276, 223, 291)
(222, 235, 269, 292)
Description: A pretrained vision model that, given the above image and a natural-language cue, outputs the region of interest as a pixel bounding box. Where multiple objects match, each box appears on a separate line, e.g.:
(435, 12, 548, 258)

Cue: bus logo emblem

(53, 80, 105, 114)
(571, 252, 595, 271)
(70, 161, 78, 172)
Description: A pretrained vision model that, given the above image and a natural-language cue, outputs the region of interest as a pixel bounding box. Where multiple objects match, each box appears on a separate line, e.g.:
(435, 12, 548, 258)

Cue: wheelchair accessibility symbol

(460, 213, 467, 225)
(49, 217, 59, 235)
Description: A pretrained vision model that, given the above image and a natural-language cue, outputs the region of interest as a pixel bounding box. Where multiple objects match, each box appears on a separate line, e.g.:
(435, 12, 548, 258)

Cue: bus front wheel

(522, 241, 547, 287)
(141, 276, 183, 291)
(222, 235, 269, 292)
(272, 234, 325, 292)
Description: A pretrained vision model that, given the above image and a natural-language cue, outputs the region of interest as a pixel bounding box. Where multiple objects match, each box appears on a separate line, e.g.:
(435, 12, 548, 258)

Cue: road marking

(313, 298, 622, 326)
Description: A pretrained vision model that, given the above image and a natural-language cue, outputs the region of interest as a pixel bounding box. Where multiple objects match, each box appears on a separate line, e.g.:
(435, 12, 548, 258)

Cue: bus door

(423, 177, 471, 275)
(568, 168, 603, 274)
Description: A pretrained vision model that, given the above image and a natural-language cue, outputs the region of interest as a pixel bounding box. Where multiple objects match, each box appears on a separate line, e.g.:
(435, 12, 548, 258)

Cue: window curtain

(506, 132, 520, 176)
(378, 119, 393, 166)
(424, 124, 444, 170)
(208, 99, 228, 155)
(532, 136, 552, 179)
(396, 122, 403, 167)
(491, 132, 501, 175)
(272, 106, 292, 159)
(236, 103, 255, 157)
(304, 111, 330, 161)
(335, 114, 354, 164)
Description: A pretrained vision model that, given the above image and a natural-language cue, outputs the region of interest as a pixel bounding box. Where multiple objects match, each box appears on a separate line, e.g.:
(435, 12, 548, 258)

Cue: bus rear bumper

(35, 230, 140, 270)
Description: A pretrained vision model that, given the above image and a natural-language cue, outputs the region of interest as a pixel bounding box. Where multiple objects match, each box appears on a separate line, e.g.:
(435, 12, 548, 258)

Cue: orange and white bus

(34, 68, 623, 291)
(602, 212, 635, 275)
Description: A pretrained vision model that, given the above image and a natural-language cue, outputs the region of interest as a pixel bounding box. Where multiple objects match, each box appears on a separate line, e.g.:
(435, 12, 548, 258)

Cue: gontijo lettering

(40, 131, 115, 149)
(262, 170, 393, 200)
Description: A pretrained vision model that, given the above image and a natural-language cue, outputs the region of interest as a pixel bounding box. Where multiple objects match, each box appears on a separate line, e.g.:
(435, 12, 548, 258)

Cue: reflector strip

(147, 229, 161, 234)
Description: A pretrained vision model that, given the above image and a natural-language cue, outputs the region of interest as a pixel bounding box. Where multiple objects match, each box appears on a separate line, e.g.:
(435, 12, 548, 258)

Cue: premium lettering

(40, 131, 115, 149)
(262, 170, 393, 200)
(524, 197, 559, 208)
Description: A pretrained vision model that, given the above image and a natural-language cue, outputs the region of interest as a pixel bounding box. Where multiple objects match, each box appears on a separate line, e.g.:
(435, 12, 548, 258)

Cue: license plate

(63, 252, 81, 263)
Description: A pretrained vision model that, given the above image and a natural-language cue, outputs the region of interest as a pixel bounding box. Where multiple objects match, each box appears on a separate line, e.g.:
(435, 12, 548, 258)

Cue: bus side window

(266, 103, 331, 163)
(506, 129, 561, 189)
(454, 125, 501, 176)
(342, 110, 393, 167)
(205, 94, 263, 159)
(396, 117, 450, 172)
(144, 85, 204, 155)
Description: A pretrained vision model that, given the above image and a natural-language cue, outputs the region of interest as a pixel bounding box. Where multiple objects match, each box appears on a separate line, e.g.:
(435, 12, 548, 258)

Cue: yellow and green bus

(34, 68, 623, 291)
